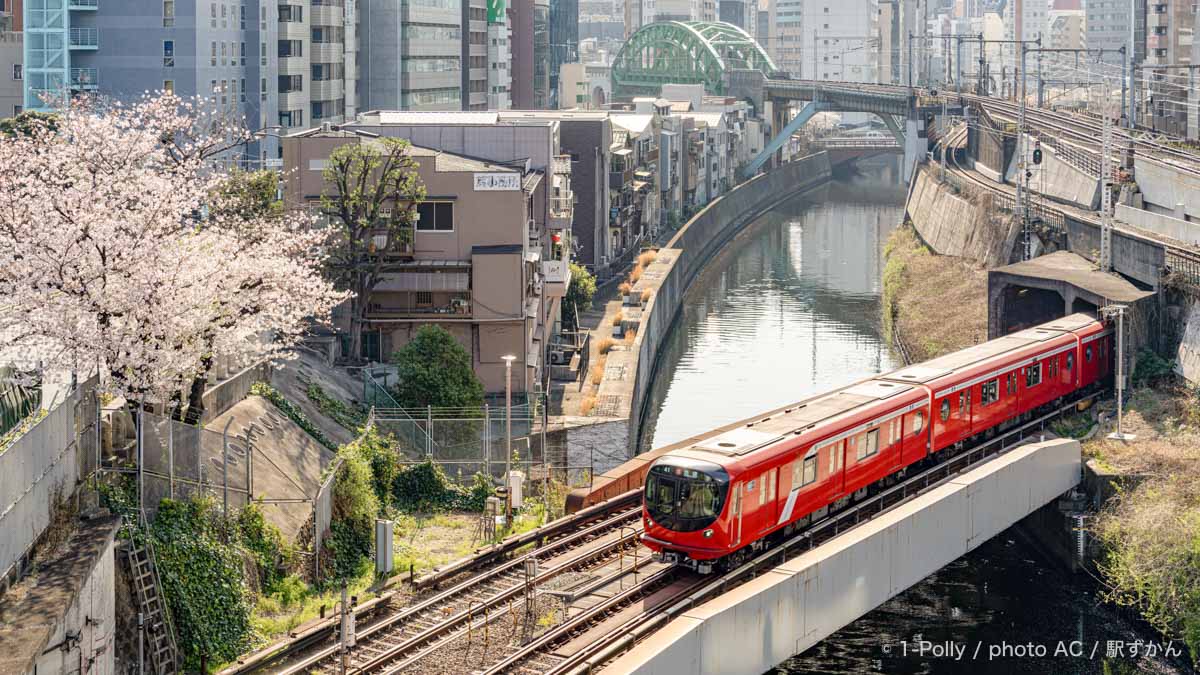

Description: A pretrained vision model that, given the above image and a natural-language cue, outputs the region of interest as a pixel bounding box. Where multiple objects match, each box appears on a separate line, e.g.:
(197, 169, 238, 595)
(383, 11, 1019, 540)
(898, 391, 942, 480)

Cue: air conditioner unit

(550, 349, 568, 365)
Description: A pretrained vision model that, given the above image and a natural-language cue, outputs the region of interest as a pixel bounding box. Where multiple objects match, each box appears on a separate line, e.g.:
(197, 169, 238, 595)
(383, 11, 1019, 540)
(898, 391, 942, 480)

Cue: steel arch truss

(612, 21, 779, 98)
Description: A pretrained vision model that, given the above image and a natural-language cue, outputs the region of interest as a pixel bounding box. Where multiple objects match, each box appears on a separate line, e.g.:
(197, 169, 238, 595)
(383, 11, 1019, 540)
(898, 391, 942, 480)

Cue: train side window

(1067, 352, 1074, 370)
(1008, 373, 1017, 394)
(912, 411, 924, 434)
(759, 473, 766, 505)
(1026, 363, 1042, 387)
(940, 399, 951, 421)
(802, 455, 817, 485)
(864, 429, 879, 458)
(791, 459, 802, 487)
(1086, 345, 1093, 362)
(981, 379, 999, 405)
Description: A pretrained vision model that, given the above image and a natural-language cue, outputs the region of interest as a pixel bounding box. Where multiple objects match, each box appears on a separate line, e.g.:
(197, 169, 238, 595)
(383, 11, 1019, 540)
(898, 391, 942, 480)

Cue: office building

(547, 0, 576, 107)
(509, 0, 548, 108)
(1, 0, 20, 117)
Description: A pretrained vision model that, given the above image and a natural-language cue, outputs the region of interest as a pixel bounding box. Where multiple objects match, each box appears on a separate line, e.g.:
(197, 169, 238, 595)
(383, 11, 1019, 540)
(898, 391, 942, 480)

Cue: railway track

(221, 491, 643, 675)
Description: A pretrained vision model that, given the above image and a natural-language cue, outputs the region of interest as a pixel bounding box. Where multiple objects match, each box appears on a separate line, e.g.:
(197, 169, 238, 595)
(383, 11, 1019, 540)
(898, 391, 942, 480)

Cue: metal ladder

(123, 539, 180, 674)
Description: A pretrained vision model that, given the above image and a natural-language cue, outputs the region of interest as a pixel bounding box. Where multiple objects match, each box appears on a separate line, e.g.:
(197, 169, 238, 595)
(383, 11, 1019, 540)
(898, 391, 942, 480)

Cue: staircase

(123, 538, 180, 674)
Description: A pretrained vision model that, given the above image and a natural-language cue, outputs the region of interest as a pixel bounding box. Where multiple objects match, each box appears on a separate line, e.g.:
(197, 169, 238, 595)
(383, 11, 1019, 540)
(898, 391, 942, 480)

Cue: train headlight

(703, 529, 714, 538)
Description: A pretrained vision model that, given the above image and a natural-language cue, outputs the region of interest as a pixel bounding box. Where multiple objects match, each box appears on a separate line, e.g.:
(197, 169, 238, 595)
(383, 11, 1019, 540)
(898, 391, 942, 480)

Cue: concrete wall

(200, 360, 271, 425)
(1134, 155, 1200, 221)
(30, 524, 117, 675)
(1007, 144, 1100, 211)
(1116, 203, 1200, 246)
(1061, 216, 1165, 290)
(1177, 298, 1200, 385)
(906, 164, 1020, 267)
(603, 438, 1083, 675)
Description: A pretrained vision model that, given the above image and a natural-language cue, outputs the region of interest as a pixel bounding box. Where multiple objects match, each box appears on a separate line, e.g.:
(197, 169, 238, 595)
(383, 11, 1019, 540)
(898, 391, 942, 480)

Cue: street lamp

(502, 354, 516, 523)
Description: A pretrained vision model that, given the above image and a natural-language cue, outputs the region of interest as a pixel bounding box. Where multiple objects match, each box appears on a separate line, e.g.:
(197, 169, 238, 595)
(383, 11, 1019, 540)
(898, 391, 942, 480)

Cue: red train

(641, 313, 1112, 573)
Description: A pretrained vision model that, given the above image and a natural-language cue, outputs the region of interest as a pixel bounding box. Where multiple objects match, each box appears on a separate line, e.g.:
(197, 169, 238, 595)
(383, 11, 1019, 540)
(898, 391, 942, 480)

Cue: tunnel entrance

(1001, 285, 1064, 334)
(1071, 297, 1098, 317)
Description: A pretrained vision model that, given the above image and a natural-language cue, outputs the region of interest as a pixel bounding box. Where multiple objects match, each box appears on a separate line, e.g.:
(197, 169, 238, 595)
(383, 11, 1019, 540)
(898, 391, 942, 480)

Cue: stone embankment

(562, 153, 834, 509)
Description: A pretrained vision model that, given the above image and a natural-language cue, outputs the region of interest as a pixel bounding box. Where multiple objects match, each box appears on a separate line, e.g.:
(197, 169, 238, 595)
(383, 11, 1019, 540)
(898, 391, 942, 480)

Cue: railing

(0, 374, 40, 437)
(68, 27, 98, 47)
(70, 67, 98, 89)
(553, 154, 572, 175)
(68, 0, 98, 8)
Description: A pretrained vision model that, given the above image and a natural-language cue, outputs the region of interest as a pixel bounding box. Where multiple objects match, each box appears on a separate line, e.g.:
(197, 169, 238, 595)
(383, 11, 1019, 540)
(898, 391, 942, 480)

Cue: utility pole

(1101, 304, 1134, 442)
(1100, 72, 1114, 273)
(1017, 40, 1031, 260)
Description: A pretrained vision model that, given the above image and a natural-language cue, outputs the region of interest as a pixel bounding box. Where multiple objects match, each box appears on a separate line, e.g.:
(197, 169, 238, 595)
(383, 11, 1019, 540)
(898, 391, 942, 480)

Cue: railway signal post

(1101, 305, 1135, 442)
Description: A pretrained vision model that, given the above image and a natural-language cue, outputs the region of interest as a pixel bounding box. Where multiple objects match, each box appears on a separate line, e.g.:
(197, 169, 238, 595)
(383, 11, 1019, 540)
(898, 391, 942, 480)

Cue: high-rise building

(654, 0, 713, 22)
(547, 0, 576, 108)
(22, 0, 358, 160)
(360, 0, 464, 111)
(509, 0, 548, 108)
(767, 0, 805, 77)
(488, 0, 511, 109)
(719, 0, 753, 36)
(807, 0, 878, 83)
(624, 0, 653, 38)
(1144, 1, 1195, 135)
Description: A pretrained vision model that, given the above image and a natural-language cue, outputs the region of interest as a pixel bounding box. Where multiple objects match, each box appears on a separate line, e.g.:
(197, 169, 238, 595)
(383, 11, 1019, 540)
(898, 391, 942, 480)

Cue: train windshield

(645, 458, 730, 532)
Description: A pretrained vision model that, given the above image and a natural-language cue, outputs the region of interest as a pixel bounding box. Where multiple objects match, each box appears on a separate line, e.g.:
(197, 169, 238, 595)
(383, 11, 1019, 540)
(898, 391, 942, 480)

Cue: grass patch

(597, 337, 616, 355)
(305, 382, 368, 431)
(580, 396, 596, 416)
(882, 223, 987, 362)
(637, 249, 658, 267)
(251, 381, 335, 450)
(612, 310, 624, 326)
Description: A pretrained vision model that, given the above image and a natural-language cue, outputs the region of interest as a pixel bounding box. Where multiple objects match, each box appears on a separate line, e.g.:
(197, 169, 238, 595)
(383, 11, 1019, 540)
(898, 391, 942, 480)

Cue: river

(636, 158, 1188, 675)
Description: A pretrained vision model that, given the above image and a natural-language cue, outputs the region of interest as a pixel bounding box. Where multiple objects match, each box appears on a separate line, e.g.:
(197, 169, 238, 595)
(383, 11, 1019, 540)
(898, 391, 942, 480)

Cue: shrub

(1132, 348, 1175, 388)
(637, 249, 657, 267)
(629, 264, 644, 283)
(623, 330, 637, 346)
(251, 381, 335, 450)
(597, 337, 615, 354)
(392, 458, 475, 512)
(612, 310, 624, 326)
(563, 263, 598, 330)
(618, 282, 632, 296)
(151, 498, 255, 669)
(640, 288, 652, 304)
(237, 502, 292, 593)
(305, 382, 368, 431)
(390, 325, 484, 409)
(327, 447, 380, 582)
(580, 396, 596, 416)
(342, 425, 400, 509)
(589, 365, 604, 386)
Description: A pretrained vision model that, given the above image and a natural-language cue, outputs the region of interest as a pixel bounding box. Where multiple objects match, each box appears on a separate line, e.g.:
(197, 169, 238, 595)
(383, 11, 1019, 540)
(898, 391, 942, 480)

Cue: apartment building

(767, 0, 805, 77)
(557, 60, 609, 109)
(1144, 0, 1195, 135)
(487, 0, 510, 109)
(608, 113, 658, 260)
(654, 0, 713, 22)
(1, 0, 19, 117)
(22, 0, 356, 160)
(718, 0, 753, 37)
(283, 124, 569, 395)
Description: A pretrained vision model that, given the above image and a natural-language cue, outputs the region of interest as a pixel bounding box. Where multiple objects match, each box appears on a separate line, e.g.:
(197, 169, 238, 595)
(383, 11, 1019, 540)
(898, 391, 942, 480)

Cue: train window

(913, 411, 924, 434)
(829, 444, 843, 472)
(1086, 345, 1093, 362)
(767, 468, 777, 501)
(646, 460, 730, 532)
(1007, 373, 1017, 394)
(1026, 363, 1042, 387)
(958, 391, 968, 413)
(791, 459, 802, 486)
(865, 429, 879, 457)
(802, 455, 817, 485)
(940, 399, 951, 421)
(1067, 353, 1075, 370)
(981, 379, 999, 405)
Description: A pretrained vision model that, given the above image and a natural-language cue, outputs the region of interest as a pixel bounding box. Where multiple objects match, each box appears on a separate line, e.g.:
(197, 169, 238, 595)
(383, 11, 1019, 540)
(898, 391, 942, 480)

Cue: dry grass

(637, 249, 658, 267)
(640, 288, 652, 304)
(629, 263, 644, 284)
(618, 282, 632, 296)
(597, 337, 615, 354)
(623, 330, 637, 346)
(580, 396, 597, 416)
(1083, 385, 1200, 475)
(589, 364, 604, 386)
(611, 310, 624, 326)
(882, 224, 988, 362)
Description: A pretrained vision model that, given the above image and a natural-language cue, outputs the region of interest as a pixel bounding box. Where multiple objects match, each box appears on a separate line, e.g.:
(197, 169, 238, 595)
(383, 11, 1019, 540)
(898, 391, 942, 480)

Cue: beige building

(282, 128, 569, 395)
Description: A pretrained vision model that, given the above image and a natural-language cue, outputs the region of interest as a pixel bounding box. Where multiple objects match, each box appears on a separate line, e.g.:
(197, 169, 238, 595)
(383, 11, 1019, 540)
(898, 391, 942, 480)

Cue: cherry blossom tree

(0, 93, 345, 418)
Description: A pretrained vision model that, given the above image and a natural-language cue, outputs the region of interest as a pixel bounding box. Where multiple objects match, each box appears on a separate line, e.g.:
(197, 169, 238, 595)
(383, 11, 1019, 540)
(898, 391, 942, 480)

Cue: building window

(220, 41, 227, 65)
(240, 4, 246, 28)
(164, 40, 175, 67)
(311, 26, 344, 43)
(278, 40, 303, 57)
(278, 4, 302, 21)
(240, 42, 246, 65)
(279, 109, 303, 127)
(163, 0, 175, 26)
(211, 41, 217, 66)
(416, 202, 454, 231)
(278, 74, 303, 93)
(240, 78, 246, 102)
(163, 79, 174, 94)
(211, 1, 217, 27)
(12, 64, 21, 80)
(261, 42, 267, 65)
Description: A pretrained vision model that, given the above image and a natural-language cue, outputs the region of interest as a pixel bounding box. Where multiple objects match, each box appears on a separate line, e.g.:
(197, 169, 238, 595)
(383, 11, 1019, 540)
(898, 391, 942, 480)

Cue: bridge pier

(903, 116, 926, 182)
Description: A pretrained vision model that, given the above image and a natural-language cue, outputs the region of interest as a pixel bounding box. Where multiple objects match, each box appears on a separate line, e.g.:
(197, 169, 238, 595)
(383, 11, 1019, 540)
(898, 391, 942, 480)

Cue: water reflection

(639, 159, 905, 452)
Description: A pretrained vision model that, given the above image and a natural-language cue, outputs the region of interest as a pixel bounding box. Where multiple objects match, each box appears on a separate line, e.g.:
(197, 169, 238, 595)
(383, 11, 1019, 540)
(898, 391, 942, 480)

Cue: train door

(759, 467, 778, 533)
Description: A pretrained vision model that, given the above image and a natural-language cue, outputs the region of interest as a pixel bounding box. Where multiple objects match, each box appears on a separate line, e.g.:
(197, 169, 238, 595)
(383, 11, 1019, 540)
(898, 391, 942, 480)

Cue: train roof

(678, 380, 920, 459)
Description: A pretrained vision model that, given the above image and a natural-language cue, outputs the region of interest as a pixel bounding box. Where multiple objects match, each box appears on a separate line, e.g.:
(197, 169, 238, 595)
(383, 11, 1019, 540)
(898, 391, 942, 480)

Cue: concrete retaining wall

(1134, 156, 1200, 221)
(1116, 203, 1200, 246)
(1177, 298, 1200, 385)
(603, 438, 1082, 675)
(1006, 144, 1100, 210)
(906, 164, 1020, 267)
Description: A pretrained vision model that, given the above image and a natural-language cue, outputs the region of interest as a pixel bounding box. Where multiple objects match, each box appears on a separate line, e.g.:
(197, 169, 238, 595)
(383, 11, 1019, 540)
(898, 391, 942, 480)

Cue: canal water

(637, 158, 1188, 675)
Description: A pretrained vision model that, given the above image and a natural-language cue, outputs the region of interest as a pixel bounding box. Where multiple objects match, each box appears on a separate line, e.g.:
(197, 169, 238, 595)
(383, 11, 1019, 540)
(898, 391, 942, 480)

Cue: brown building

(508, 0, 551, 109)
(282, 128, 569, 396)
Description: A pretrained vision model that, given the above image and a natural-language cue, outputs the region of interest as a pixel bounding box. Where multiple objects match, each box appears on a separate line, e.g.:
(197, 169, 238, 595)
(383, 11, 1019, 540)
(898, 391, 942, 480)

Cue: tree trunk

(183, 354, 213, 425)
(348, 294, 364, 364)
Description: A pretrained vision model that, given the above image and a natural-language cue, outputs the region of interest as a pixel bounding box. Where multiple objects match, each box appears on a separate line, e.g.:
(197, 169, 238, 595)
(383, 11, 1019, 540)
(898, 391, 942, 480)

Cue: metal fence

(0, 375, 99, 583)
(136, 409, 253, 522)
(0, 371, 41, 437)
(309, 408, 371, 580)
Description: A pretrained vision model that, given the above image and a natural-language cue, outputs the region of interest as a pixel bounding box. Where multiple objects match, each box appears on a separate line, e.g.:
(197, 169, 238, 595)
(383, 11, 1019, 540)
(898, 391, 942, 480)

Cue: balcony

(552, 154, 572, 177)
(367, 296, 472, 318)
(367, 227, 416, 259)
(68, 27, 98, 49)
(70, 67, 98, 89)
(609, 168, 633, 190)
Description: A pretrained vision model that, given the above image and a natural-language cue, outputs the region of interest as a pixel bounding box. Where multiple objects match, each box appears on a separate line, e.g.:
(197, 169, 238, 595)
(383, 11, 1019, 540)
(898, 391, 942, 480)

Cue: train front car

(641, 454, 733, 574)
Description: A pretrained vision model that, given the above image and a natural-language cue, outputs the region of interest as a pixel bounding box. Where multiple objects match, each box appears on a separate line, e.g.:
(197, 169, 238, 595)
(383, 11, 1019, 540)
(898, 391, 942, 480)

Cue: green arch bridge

(611, 21, 779, 99)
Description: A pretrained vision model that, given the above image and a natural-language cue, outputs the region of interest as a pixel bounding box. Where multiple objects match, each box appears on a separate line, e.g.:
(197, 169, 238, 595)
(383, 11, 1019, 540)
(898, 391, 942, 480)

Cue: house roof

(610, 113, 654, 134)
